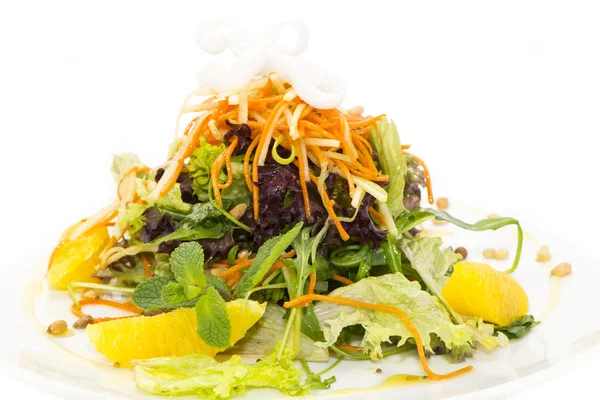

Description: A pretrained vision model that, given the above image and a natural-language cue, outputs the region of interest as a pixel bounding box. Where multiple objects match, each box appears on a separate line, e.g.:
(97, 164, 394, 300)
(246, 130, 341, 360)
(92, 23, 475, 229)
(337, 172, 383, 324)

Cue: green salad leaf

(312, 274, 473, 358)
(110, 153, 142, 183)
(196, 287, 231, 348)
(494, 315, 540, 339)
(399, 237, 463, 323)
(224, 304, 329, 362)
(235, 222, 304, 298)
(135, 179, 191, 212)
(369, 118, 407, 217)
(188, 137, 226, 197)
(134, 344, 306, 399)
(170, 242, 207, 299)
(205, 274, 232, 295)
(395, 208, 523, 273)
(160, 282, 188, 305)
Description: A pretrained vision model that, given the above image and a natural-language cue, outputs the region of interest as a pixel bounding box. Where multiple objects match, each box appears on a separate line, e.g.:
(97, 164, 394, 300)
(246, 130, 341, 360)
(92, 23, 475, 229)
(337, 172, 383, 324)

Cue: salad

(45, 25, 537, 399)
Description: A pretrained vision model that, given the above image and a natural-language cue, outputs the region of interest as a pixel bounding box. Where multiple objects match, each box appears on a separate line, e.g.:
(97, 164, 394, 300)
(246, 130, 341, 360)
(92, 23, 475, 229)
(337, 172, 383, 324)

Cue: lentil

(436, 197, 449, 210)
(47, 320, 67, 335)
(483, 248, 496, 259)
(73, 315, 93, 329)
(454, 247, 468, 260)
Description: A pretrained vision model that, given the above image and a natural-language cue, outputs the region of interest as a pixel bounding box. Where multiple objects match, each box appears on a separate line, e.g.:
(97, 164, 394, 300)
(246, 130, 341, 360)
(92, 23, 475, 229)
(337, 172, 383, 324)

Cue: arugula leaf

(161, 282, 188, 305)
(395, 208, 523, 273)
(494, 315, 540, 339)
(132, 276, 174, 311)
(227, 245, 239, 266)
(170, 242, 207, 299)
(235, 222, 304, 298)
(380, 235, 403, 274)
(369, 118, 407, 217)
(314, 253, 337, 281)
(205, 274, 232, 294)
(181, 202, 222, 229)
(196, 287, 231, 348)
(301, 305, 325, 343)
(399, 237, 463, 324)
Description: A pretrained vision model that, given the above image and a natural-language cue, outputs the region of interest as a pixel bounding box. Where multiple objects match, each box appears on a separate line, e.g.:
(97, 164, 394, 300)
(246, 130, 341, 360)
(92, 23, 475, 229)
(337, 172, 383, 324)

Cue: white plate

(1, 203, 598, 400)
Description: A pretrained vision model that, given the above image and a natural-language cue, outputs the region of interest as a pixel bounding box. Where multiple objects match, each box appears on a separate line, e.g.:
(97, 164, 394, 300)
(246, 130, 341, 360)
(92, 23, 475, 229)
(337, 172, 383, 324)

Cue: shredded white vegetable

(378, 201, 398, 236)
(351, 186, 366, 209)
(352, 175, 388, 203)
(304, 138, 341, 148)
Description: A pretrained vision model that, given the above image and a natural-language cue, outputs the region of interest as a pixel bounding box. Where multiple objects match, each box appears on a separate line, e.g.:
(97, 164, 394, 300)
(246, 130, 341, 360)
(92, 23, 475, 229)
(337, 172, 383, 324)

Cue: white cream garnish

(195, 20, 346, 109)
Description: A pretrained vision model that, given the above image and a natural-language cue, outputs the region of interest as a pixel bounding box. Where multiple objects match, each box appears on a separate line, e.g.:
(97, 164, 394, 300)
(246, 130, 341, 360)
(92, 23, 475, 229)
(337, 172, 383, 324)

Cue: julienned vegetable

(46, 70, 536, 400)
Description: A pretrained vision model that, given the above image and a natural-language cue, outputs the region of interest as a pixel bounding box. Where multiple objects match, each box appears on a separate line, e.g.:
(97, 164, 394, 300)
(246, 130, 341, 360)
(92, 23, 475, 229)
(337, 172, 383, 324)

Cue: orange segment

(86, 300, 266, 364)
(47, 224, 109, 289)
(441, 261, 529, 326)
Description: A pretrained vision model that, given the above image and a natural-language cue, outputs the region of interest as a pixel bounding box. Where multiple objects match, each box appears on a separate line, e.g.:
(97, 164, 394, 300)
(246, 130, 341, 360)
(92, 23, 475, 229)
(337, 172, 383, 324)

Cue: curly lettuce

(313, 274, 473, 359)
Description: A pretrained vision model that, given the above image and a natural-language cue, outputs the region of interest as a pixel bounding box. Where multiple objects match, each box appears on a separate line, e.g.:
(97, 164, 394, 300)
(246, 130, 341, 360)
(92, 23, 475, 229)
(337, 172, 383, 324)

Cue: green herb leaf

(235, 222, 304, 298)
(161, 282, 188, 305)
(494, 315, 540, 339)
(330, 245, 370, 269)
(301, 305, 325, 342)
(205, 274, 232, 294)
(314, 253, 337, 281)
(181, 202, 222, 229)
(170, 242, 206, 295)
(195, 287, 231, 348)
(227, 245, 239, 266)
(380, 235, 403, 274)
(132, 276, 174, 311)
(395, 208, 523, 273)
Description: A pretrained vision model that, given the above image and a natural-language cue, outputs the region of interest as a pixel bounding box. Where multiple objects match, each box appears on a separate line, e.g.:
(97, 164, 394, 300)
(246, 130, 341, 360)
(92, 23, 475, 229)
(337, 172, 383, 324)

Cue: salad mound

(47, 73, 535, 398)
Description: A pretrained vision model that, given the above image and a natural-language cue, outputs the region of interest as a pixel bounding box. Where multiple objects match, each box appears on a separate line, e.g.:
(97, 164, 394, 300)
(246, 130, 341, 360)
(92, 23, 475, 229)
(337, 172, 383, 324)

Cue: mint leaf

(205, 274, 231, 294)
(170, 242, 206, 294)
(196, 287, 231, 348)
(235, 222, 304, 298)
(161, 282, 188, 305)
(132, 276, 174, 311)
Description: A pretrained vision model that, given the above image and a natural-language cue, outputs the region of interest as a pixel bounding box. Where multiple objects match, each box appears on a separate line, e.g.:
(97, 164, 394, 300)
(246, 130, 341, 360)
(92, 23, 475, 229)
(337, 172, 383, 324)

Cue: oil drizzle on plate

(322, 374, 427, 397)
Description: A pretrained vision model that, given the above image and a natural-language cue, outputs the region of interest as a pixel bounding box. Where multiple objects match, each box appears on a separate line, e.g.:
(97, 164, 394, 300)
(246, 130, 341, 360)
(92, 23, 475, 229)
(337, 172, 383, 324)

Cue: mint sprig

(196, 287, 231, 348)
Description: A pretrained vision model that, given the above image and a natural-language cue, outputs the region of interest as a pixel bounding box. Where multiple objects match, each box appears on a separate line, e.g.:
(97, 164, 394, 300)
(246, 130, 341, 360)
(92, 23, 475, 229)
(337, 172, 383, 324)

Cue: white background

(1, 1, 599, 399)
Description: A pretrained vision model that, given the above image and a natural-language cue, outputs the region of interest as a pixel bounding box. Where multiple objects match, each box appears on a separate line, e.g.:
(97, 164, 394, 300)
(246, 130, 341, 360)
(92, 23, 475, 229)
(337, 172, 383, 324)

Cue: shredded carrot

(335, 162, 355, 197)
(244, 135, 261, 191)
(298, 120, 337, 140)
(405, 152, 434, 205)
(294, 141, 312, 220)
(117, 166, 150, 200)
(283, 294, 473, 381)
(71, 298, 142, 323)
(141, 255, 152, 278)
(248, 94, 285, 105)
(336, 344, 365, 353)
(217, 136, 239, 190)
(401, 144, 412, 150)
(226, 271, 243, 288)
(260, 78, 273, 98)
(307, 270, 317, 295)
(307, 173, 350, 241)
(332, 275, 354, 285)
(253, 100, 289, 175)
(252, 187, 259, 221)
(368, 206, 387, 227)
(104, 221, 115, 227)
(218, 259, 254, 279)
(347, 114, 384, 128)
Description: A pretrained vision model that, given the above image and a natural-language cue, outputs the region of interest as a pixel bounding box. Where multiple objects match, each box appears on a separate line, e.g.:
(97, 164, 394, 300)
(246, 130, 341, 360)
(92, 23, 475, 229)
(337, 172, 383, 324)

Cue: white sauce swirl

(195, 20, 346, 109)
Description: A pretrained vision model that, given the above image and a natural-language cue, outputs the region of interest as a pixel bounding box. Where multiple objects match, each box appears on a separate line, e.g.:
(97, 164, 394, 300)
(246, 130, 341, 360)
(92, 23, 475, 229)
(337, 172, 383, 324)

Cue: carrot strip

(294, 141, 312, 220)
(406, 153, 434, 205)
(259, 250, 297, 283)
(244, 136, 261, 191)
(306, 173, 350, 241)
(335, 162, 355, 197)
(71, 298, 142, 323)
(347, 114, 384, 128)
(141, 255, 152, 278)
(336, 344, 365, 353)
(249, 187, 257, 221)
(308, 270, 317, 295)
(226, 271, 243, 288)
(217, 136, 239, 190)
(368, 206, 387, 227)
(260, 78, 273, 98)
(332, 275, 354, 285)
(401, 144, 412, 150)
(218, 259, 254, 279)
(283, 294, 473, 381)
(248, 94, 285, 105)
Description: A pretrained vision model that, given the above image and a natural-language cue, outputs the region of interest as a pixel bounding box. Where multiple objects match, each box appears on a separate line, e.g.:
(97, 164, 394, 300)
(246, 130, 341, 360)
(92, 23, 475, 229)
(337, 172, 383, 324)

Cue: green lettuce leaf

(494, 315, 540, 339)
(134, 345, 306, 399)
(136, 179, 191, 212)
(224, 304, 329, 362)
(312, 273, 473, 358)
(369, 118, 407, 217)
(110, 153, 142, 183)
(188, 137, 226, 196)
(399, 237, 463, 323)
